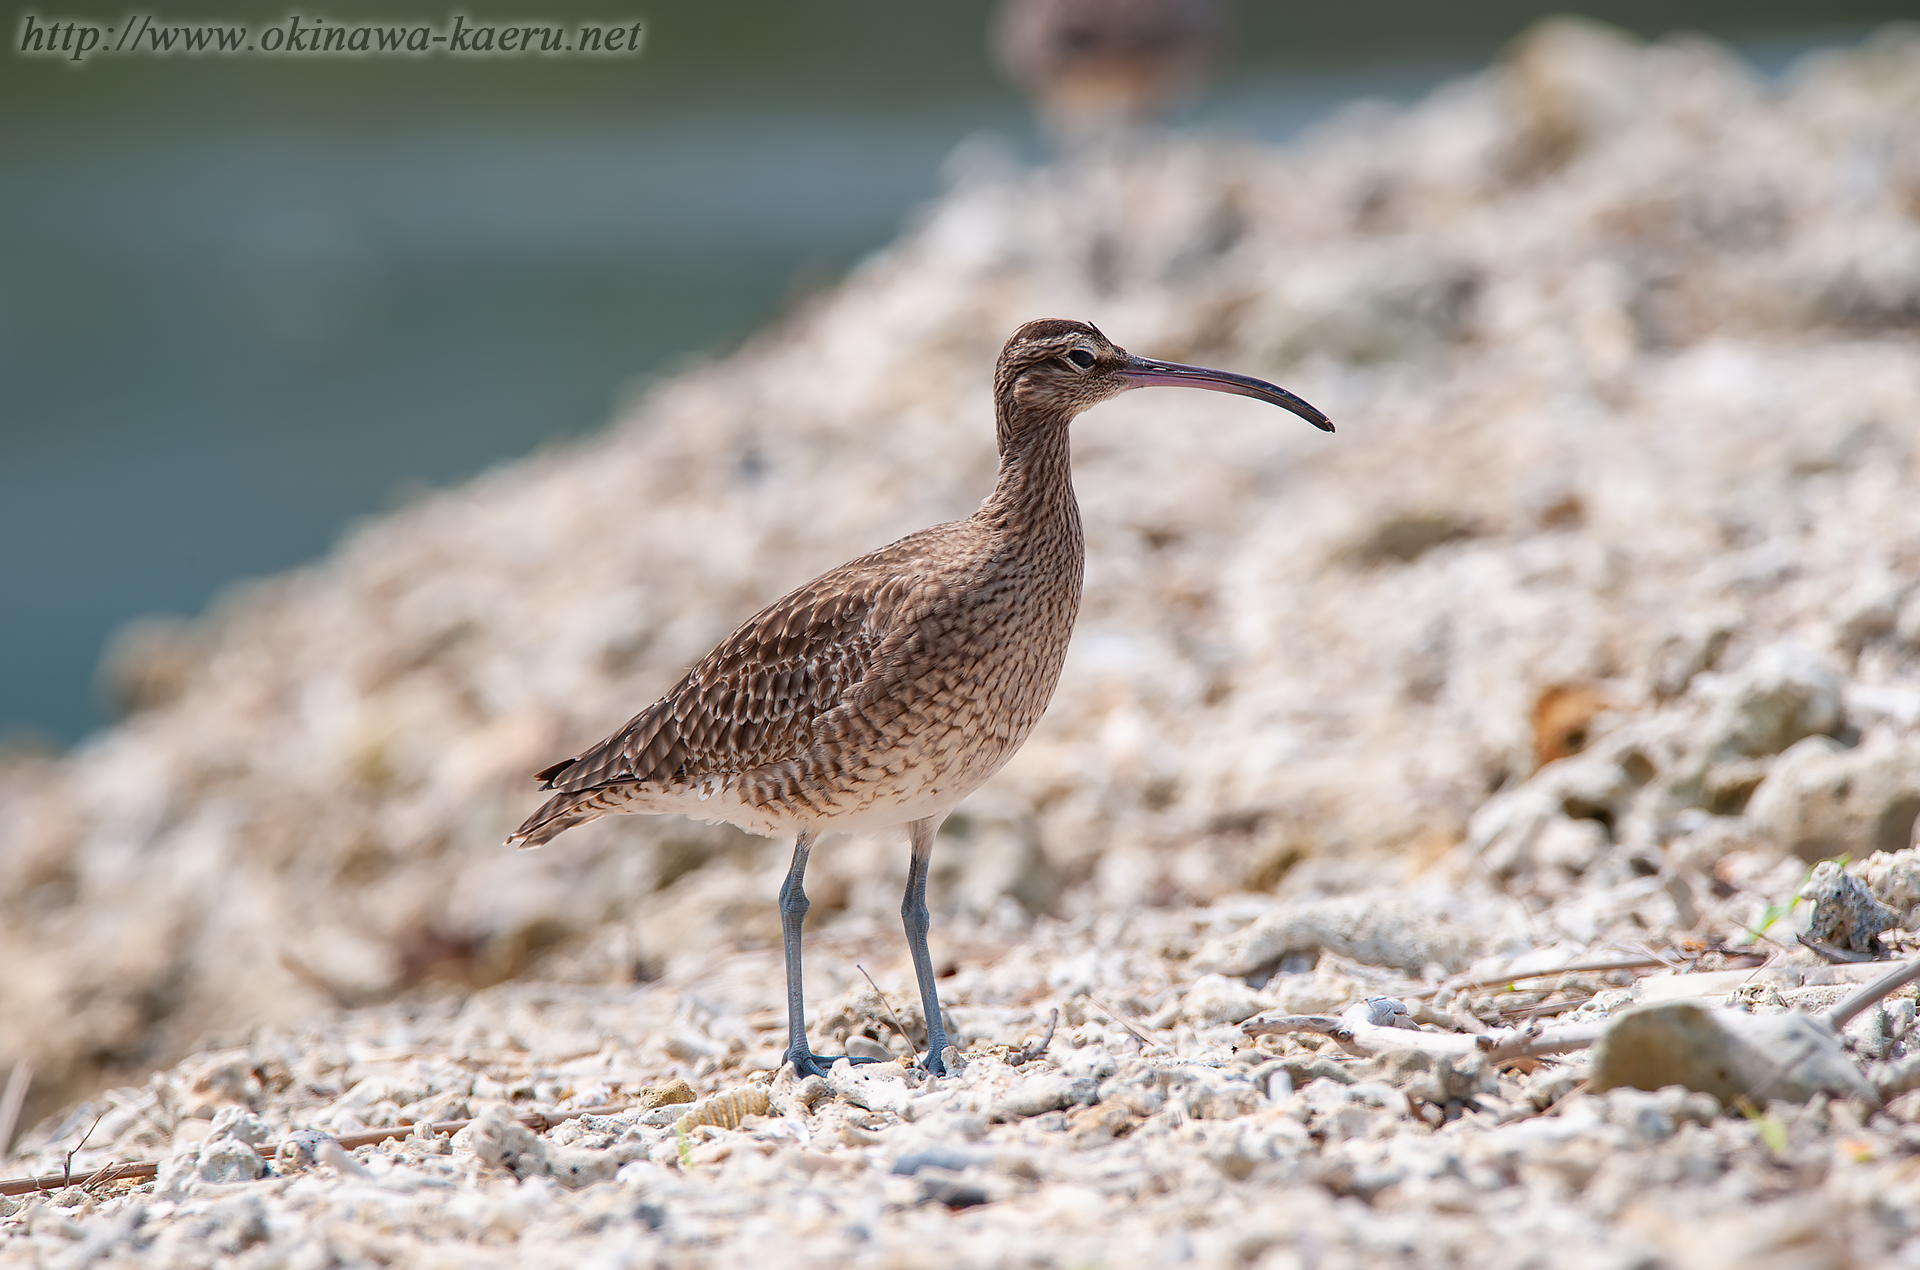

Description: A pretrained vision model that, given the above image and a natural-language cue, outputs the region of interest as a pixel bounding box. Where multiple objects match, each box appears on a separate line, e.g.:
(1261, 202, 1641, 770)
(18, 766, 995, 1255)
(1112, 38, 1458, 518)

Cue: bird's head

(991, 318, 1333, 452)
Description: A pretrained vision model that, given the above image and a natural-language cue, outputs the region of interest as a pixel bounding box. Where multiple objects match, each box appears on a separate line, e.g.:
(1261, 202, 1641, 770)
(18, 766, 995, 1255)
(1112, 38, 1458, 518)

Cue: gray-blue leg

(778, 828, 880, 1079)
(903, 816, 952, 1076)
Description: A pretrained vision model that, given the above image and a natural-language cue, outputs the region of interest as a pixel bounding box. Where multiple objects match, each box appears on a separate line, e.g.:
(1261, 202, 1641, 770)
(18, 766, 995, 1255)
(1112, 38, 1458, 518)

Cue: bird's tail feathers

(505, 790, 607, 850)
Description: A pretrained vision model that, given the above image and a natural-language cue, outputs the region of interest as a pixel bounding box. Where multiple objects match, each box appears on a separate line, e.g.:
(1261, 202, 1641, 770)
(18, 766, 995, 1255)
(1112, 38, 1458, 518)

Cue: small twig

(1728, 921, 1796, 954)
(0, 1159, 160, 1199)
(1827, 953, 1920, 1032)
(60, 1110, 108, 1190)
(1081, 993, 1164, 1052)
(1499, 995, 1593, 1023)
(1445, 995, 1491, 1035)
(854, 965, 914, 1047)
(1480, 1022, 1604, 1064)
(1797, 934, 1878, 965)
(1011, 1010, 1060, 1066)
(1627, 940, 1688, 973)
(1535, 1078, 1591, 1117)
(1405, 956, 1669, 1000)
(76, 1161, 129, 1195)
(1241, 1014, 1362, 1046)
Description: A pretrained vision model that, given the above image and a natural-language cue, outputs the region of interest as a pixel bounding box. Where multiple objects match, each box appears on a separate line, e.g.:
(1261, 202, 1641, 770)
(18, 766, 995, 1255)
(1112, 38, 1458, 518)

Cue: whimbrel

(508, 319, 1331, 1077)
(995, 0, 1219, 144)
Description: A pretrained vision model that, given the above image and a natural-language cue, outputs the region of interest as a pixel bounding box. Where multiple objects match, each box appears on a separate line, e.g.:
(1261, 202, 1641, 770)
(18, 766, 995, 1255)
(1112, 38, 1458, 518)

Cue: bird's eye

(1066, 348, 1096, 370)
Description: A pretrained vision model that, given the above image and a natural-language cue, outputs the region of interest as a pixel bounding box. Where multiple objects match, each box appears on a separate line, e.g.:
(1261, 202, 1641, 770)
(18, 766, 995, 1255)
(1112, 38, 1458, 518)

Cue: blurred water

(0, 19, 1888, 746)
(1, 106, 1016, 745)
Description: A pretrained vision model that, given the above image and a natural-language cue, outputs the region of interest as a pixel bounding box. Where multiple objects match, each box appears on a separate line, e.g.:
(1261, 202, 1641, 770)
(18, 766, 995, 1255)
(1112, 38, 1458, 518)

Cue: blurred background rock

(3, 1, 1919, 1145)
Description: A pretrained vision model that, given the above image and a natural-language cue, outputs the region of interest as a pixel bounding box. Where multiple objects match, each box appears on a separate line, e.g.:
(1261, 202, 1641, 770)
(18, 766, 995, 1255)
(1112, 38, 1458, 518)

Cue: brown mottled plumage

(508, 318, 1331, 1077)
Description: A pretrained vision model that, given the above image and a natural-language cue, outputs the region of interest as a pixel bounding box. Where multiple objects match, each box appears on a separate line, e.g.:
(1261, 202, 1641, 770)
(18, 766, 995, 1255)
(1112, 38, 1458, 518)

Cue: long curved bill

(1121, 356, 1334, 432)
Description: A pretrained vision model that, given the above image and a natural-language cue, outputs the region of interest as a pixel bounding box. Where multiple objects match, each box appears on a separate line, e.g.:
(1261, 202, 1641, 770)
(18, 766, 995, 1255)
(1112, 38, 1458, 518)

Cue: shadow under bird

(508, 318, 1331, 1078)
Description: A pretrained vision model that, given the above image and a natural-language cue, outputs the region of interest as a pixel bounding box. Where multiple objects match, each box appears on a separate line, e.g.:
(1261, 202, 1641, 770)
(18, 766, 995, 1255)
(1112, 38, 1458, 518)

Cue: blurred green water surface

(0, 0, 1906, 744)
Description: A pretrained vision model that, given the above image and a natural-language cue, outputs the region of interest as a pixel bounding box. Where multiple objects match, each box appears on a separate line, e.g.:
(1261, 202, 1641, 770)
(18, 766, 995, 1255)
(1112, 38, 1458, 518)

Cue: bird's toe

(790, 1050, 886, 1079)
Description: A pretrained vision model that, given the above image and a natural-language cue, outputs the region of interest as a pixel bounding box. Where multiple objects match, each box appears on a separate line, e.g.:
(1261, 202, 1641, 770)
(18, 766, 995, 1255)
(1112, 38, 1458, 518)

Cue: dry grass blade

(75, 1160, 134, 1195)
(62, 1110, 108, 1189)
(1409, 956, 1669, 999)
(0, 1160, 159, 1198)
(1499, 996, 1594, 1023)
(855, 964, 914, 1047)
(1798, 934, 1878, 965)
(0, 1061, 31, 1168)
(1081, 994, 1164, 1052)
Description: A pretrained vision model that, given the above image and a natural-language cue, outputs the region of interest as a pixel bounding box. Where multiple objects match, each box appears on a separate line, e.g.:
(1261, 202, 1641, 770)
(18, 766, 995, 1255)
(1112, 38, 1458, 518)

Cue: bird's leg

(778, 828, 880, 1079)
(902, 816, 952, 1076)
(778, 829, 828, 1078)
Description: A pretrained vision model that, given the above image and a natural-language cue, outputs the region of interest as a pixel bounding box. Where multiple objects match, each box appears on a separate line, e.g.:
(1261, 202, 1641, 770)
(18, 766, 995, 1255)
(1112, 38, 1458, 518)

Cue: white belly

(635, 753, 1000, 839)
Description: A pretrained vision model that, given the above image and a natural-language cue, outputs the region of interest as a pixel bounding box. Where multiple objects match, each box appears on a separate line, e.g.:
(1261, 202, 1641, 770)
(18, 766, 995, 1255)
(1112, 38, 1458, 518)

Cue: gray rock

(1748, 735, 1920, 863)
(825, 1060, 916, 1116)
(1699, 644, 1844, 763)
(1180, 974, 1268, 1025)
(769, 1070, 831, 1118)
(1859, 847, 1920, 929)
(916, 1170, 1000, 1210)
(208, 1194, 270, 1255)
(540, 1141, 632, 1190)
(1191, 895, 1476, 977)
(469, 1109, 550, 1182)
(1523, 1064, 1593, 1111)
(1591, 1000, 1877, 1106)
(274, 1130, 333, 1174)
(1173, 1071, 1264, 1122)
(468, 1106, 636, 1189)
(1798, 860, 1899, 957)
(991, 1075, 1098, 1120)
(206, 1107, 273, 1148)
(1649, 620, 1733, 700)
(1466, 722, 1677, 888)
(1843, 1000, 1904, 1063)
(1472, 790, 1604, 887)
(1597, 1086, 1718, 1144)
(199, 1138, 269, 1184)
(891, 1146, 987, 1176)
(1362, 1049, 1495, 1108)
(1599, 1087, 1677, 1142)
(1874, 1052, 1920, 1101)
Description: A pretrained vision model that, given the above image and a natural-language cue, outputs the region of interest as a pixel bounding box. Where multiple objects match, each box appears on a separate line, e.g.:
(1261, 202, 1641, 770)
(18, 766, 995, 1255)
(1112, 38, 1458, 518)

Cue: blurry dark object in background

(98, 616, 205, 718)
(995, 0, 1220, 144)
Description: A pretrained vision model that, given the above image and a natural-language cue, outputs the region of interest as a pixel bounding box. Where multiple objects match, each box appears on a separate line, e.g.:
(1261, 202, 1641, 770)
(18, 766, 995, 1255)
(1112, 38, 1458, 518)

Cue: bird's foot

(915, 1047, 950, 1079)
(788, 1047, 885, 1080)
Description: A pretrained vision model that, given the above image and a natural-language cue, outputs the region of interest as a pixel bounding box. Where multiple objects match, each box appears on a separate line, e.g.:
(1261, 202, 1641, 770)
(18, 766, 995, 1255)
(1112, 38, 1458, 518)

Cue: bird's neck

(978, 416, 1079, 536)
